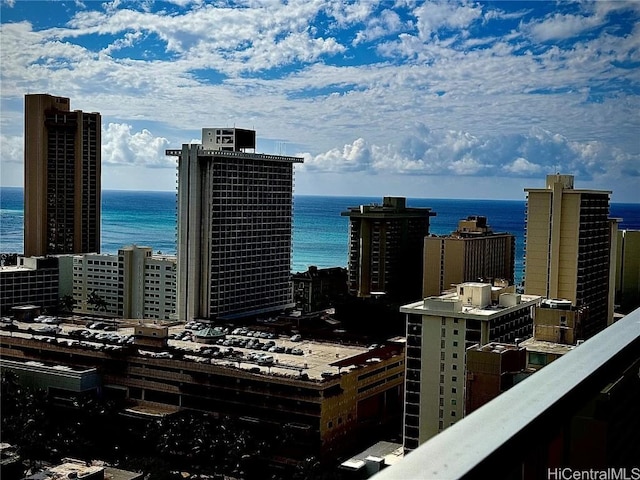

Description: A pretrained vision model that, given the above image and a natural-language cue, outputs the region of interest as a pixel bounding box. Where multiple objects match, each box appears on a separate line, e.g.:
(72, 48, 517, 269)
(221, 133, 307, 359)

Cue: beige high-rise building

(615, 229, 640, 313)
(524, 174, 617, 339)
(423, 215, 515, 296)
(24, 94, 101, 256)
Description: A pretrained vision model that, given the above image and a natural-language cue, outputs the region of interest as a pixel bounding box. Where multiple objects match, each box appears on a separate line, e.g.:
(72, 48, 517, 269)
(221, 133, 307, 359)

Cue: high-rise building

(423, 215, 515, 296)
(400, 282, 541, 450)
(341, 197, 435, 302)
(614, 229, 640, 313)
(524, 174, 617, 339)
(24, 94, 101, 256)
(71, 246, 176, 320)
(167, 128, 303, 321)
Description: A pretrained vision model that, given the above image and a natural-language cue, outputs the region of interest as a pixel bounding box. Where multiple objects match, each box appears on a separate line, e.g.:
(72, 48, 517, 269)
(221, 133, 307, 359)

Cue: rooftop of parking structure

(2, 319, 404, 382)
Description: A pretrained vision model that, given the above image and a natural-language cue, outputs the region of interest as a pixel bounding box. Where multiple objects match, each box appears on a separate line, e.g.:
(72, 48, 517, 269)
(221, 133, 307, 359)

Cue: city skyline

(1, 1, 639, 202)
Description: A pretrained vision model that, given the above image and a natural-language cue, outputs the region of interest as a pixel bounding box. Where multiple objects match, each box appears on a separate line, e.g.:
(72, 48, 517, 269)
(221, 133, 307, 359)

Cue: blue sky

(1, 0, 639, 201)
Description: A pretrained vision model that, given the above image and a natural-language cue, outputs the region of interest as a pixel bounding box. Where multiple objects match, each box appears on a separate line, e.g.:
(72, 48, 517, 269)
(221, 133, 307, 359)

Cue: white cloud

(353, 9, 405, 45)
(1, 1, 638, 201)
(102, 123, 172, 167)
(413, 0, 483, 40)
(504, 157, 543, 175)
(525, 12, 602, 43)
(297, 125, 640, 183)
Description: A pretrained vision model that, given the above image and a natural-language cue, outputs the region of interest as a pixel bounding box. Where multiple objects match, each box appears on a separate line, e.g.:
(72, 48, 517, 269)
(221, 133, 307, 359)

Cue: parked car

(290, 334, 302, 342)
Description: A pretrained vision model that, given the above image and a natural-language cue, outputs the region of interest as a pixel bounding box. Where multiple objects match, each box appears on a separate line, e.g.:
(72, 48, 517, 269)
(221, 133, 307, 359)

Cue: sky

(0, 0, 639, 202)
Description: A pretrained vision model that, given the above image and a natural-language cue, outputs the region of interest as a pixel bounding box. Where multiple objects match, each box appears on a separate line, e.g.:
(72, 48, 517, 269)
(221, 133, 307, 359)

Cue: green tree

(59, 294, 76, 313)
(87, 290, 109, 312)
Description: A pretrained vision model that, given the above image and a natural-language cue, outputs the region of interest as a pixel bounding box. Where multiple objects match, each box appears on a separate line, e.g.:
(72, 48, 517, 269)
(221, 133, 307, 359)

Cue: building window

(453, 341, 458, 347)
(453, 329, 459, 335)
(451, 411, 456, 417)
(452, 353, 458, 359)
(452, 364, 457, 371)
(452, 376, 457, 382)
(529, 352, 547, 366)
(328, 421, 333, 429)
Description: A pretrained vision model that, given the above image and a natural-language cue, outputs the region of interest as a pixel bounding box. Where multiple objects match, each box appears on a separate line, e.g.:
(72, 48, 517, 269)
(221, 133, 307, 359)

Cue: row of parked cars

(68, 329, 134, 344)
(30, 334, 125, 352)
(33, 315, 62, 324)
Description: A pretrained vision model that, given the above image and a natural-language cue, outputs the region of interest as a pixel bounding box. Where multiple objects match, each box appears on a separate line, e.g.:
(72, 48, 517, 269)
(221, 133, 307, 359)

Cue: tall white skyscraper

(167, 128, 303, 321)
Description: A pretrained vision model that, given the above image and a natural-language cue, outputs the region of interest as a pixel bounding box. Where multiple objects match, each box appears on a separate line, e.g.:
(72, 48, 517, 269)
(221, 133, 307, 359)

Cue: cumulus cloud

(298, 125, 640, 182)
(1, 1, 638, 199)
(525, 12, 602, 43)
(414, 0, 483, 40)
(301, 137, 372, 172)
(102, 123, 172, 168)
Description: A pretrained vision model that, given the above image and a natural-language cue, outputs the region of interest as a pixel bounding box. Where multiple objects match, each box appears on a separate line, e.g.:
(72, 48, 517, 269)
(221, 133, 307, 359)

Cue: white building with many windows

(400, 282, 541, 450)
(167, 128, 303, 321)
(72, 245, 176, 320)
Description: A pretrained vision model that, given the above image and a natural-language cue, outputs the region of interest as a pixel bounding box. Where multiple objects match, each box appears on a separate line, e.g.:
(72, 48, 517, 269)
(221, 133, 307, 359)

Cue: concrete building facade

(24, 94, 101, 256)
(614, 229, 640, 313)
(0, 324, 405, 460)
(167, 128, 303, 321)
(400, 282, 541, 450)
(524, 174, 617, 339)
(465, 342, 526, 415)
(292, 266, 347, 313)
(342, 197, 435, 302)
(0, 256, 60, 314)
(72, 246, 176, 319)
(423, 215, 515, 296)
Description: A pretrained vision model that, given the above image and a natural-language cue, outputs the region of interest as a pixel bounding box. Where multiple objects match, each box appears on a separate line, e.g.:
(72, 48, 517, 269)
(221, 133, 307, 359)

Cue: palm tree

(59, 294, 75, 313)
(87, 290, 109, 313)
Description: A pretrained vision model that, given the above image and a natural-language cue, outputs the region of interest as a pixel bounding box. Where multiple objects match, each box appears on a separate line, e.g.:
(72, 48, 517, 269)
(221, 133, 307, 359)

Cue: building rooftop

(467, 342, 523, 354)
(340, 441, 404, 472)
(1, 317, 399, 382)
(401, 282, 541, 319)
(519, 337, 576, 355)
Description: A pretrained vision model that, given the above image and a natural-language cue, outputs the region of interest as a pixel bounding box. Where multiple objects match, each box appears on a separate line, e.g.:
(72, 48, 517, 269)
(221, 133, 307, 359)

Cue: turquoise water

(2, 187, 639, 285)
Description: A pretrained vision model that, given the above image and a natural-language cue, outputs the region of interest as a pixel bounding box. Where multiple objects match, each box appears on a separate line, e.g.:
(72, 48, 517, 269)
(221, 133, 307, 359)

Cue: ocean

(2, 186, 639, 285)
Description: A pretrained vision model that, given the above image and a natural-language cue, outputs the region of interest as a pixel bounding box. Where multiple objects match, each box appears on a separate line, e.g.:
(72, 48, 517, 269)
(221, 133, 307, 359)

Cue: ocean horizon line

(2, 185, 638, 205)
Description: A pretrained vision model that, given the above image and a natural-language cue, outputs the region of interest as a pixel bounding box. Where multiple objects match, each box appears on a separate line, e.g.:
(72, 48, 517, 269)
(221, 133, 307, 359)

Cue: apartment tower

(167, 128, 303, 321)
(400, 282, 541, 450)
(524, 174, 617, 339)
(342, 197, 435, 302)
(24, 94, 101, 256)
(423, 215, 515, 296)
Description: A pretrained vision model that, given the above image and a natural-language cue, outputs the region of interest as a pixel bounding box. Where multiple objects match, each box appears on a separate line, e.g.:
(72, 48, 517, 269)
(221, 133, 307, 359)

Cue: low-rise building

(293, 266, 347, 313)
(465, 342, 526, 415)
(0, 320, 404, 460)
(0, 256, 59, 315)
(72, 245, 176, 320)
